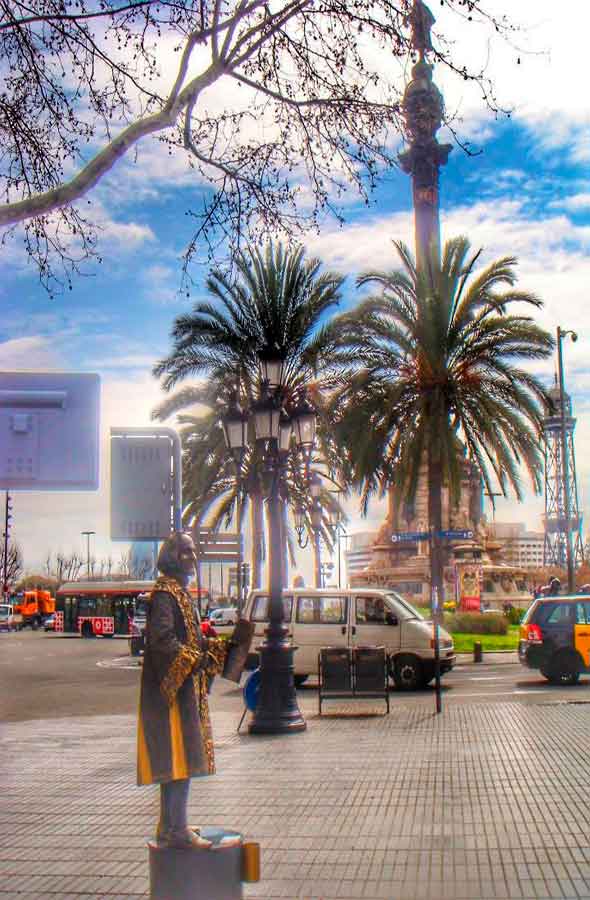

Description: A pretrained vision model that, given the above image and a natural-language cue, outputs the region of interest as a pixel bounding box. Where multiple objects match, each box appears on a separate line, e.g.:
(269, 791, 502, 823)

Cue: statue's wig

(157, 531, 193, 579)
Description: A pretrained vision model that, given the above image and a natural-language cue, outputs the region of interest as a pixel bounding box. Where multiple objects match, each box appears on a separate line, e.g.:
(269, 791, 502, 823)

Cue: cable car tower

(543, 380, 584, 568)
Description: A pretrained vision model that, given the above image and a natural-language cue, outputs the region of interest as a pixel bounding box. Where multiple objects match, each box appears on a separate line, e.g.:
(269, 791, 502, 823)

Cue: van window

(356, 596, 387, 625)
(251, 595, 293, 622)
(576, 602, 590, 625)
(319, 596, 347, 624)
(297, 597, 315, 623)
(295, 595, 348, 624)
(385, 591, 424, 620)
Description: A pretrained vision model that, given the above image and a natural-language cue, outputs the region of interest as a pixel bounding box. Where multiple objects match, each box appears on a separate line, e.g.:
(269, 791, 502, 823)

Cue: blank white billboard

(0, 371, 100, 491)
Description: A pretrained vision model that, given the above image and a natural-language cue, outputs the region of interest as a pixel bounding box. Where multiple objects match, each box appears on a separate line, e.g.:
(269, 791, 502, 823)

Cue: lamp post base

(248, 627, 306, 735)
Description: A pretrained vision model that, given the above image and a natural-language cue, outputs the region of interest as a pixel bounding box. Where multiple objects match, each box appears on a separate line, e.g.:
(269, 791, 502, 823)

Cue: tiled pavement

(2, 699, 590, 899)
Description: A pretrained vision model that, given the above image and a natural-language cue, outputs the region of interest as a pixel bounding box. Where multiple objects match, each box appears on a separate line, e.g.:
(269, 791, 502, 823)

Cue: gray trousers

(159, 778, 190, 834)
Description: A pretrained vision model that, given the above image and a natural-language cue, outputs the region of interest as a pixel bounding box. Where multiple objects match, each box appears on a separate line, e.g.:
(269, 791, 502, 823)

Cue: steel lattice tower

(543, 382, 584, 567)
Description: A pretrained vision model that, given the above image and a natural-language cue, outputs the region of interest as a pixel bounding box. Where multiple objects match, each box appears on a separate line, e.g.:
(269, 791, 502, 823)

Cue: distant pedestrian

(540, 577, 561, 597)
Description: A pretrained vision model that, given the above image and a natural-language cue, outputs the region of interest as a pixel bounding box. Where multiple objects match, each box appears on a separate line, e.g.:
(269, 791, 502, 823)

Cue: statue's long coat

(137, 576, 226, 786)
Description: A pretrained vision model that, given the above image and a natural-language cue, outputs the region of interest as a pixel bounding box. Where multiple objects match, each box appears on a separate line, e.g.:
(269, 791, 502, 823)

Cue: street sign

(391, 531, 430, 543)
(438, 529, 474, 540)
(193, 527, 242, 564)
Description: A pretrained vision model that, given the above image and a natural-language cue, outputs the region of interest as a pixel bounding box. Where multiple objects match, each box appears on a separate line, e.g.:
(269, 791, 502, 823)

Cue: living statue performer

(137, 530, 230, 849)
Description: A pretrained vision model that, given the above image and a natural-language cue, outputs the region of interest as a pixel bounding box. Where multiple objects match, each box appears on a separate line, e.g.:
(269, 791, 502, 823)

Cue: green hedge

(444, 612, 508, 635)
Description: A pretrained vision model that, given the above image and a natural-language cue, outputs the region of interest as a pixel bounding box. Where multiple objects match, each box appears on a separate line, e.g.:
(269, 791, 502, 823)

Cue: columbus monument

(351, 1, 492, 605)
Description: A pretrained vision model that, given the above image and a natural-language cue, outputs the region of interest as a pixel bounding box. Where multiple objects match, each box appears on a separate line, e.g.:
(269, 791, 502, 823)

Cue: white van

(242, 588, 455, 690)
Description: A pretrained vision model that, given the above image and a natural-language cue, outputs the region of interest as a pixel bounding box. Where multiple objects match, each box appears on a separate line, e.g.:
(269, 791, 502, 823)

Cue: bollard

(148, 827, 254, 900)
(241, 842, 261, 883)
(473, 641, 483, 663)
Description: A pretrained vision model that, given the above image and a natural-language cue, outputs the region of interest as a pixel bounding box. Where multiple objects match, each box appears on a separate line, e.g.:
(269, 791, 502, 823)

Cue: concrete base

(148, 828, 243, 900)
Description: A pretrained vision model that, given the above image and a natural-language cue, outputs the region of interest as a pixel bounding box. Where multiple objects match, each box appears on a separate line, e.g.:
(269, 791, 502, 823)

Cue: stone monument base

(148, 828, 244, 900)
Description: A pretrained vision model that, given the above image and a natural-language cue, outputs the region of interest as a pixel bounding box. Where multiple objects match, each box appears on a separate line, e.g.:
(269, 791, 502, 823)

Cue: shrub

(504, 606, 525, 626)
(444, 612, 508, 635)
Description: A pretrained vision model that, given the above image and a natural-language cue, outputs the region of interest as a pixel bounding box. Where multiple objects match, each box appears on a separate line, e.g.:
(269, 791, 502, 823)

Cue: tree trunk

(313, 529, 322, 588)
(250, 490, 264, 589)
(280, 499, 289, 589)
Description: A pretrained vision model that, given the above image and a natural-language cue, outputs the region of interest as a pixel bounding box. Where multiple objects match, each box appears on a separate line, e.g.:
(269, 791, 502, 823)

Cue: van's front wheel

(392, 654, 423, 691)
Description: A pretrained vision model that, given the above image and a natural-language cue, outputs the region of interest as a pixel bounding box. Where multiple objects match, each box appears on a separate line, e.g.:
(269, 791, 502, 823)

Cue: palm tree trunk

(313, 528, 322, 587)
(265, 488, 289, 598)
(250, 490, 264, 589)
(280, 499, 288, 588)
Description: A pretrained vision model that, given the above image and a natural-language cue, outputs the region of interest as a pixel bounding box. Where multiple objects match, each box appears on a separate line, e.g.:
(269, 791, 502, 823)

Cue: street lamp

(328, 508, 348, 588)
(294, 506, 309, 548)
(81, 530, 95, 579)
(221, 361, 316, 734)
(557, 326, 578, 592)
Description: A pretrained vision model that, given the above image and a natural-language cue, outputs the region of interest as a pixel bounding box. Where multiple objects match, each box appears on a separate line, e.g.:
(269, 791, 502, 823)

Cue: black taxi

(519, 593, 590, 685)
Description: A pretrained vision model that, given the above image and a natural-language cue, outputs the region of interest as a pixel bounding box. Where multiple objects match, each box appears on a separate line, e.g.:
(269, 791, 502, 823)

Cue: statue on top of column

(409, 0, 435, 59)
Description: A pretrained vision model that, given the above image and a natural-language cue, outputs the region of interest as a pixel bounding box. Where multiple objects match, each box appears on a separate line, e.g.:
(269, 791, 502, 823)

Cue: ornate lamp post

(221, 363, 316, 734)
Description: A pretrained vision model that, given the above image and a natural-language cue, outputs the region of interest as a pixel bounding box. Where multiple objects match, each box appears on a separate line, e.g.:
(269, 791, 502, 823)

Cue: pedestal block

(148, 828, 243, 900)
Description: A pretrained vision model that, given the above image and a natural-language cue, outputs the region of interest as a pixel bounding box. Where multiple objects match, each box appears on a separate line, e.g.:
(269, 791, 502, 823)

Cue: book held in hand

(222, 619, 256, 683)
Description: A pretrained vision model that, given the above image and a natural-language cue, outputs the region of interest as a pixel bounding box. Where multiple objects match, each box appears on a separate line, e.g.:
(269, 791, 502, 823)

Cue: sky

(2, 0, 590, 587)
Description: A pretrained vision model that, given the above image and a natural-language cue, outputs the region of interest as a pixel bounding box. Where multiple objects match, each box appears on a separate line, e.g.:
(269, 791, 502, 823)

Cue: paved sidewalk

(2, 695, 590, 900)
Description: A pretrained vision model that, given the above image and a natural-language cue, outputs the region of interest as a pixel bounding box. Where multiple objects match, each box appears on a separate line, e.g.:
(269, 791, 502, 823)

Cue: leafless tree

(44, 550, 85, 584)
(1, 542, 23, 589)
(0, 0, 517, 291)
(118, 548, 153, 579)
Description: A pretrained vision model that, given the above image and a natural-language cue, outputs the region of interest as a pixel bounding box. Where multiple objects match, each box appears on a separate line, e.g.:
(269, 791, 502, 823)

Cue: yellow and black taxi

(519, 593, 590, 685)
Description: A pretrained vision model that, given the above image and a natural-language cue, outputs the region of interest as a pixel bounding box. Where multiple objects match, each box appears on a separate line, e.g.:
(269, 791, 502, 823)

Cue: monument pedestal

(148, 828, 247, 900)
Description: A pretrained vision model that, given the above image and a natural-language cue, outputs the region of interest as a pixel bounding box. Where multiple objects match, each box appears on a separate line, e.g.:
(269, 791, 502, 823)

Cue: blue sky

(2, 0, 590, 581)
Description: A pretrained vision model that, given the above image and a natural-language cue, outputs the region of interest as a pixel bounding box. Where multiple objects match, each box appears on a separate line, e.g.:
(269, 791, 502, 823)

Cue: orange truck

(13, 589, 56, 629)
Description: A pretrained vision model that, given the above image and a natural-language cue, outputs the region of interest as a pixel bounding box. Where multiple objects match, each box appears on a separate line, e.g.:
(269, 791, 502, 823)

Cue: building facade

(487, 523, 545, 571)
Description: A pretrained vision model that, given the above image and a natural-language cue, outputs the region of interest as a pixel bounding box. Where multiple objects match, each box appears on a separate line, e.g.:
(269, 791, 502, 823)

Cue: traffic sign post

(391, 531, 430, 543)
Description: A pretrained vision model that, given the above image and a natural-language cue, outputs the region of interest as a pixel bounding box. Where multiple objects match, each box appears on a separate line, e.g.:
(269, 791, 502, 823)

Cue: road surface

(1, 630, 589, 722)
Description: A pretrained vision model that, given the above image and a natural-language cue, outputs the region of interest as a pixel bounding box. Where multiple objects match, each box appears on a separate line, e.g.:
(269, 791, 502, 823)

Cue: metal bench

(318, 646, 390, 715)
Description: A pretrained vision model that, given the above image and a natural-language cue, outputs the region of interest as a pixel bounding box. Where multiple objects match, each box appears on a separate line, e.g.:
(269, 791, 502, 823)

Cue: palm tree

(153, 240, 344, 589)
(324, 236, 554, 608)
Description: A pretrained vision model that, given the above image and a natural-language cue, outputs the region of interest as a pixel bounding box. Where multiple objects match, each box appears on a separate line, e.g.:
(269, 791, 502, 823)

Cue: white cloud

(550, 193, 590, 212)
(0, 336, 67, 370)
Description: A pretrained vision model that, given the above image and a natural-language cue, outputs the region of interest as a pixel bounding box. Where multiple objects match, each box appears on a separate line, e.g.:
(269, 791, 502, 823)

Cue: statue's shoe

(211, 834, 241, 850)
(160, 828, 213, 850)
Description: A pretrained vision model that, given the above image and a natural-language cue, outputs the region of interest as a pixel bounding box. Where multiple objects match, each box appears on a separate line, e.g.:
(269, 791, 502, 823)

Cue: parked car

(43, 613, 56, 631)
(0, 604, 18, 632)
(519, 593, 590, 685)
(208, 607, 239, 627)
(129, 596, 148, 656)
(241, 588, 455, 690)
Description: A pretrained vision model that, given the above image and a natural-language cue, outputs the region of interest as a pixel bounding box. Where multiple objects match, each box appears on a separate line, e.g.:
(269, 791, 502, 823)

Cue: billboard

(0, 371, 100, 491)
(110, 434, 174, 540)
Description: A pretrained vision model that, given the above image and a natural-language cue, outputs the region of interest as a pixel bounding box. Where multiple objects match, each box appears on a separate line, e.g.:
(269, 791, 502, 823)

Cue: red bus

(55, 581, 210, 638)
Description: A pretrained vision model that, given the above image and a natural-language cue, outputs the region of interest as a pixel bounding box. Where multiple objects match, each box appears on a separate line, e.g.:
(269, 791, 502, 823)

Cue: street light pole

(557, 326, 577, 593)
(3, 492, 12, 601)
(81, 531, 95, 579)
(222, 367, 315, 735)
